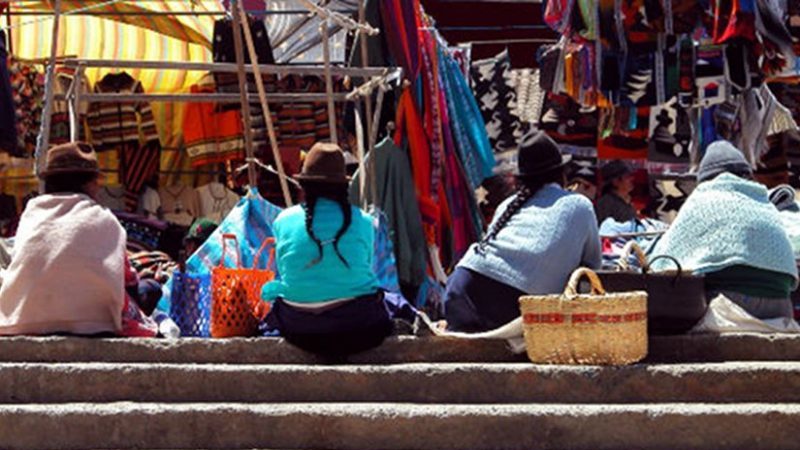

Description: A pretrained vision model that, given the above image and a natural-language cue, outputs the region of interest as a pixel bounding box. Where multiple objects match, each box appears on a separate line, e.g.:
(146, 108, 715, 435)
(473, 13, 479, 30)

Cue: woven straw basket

(519, 268, 648, 365)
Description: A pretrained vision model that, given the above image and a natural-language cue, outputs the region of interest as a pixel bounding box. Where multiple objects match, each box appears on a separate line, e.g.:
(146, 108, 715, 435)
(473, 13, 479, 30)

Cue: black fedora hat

(515, 130, 571, 177)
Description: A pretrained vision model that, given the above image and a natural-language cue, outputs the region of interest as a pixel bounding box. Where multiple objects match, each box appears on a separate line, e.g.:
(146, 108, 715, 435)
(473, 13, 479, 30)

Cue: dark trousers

(444, 267, 526, 332)
(266, 292, 395, 357)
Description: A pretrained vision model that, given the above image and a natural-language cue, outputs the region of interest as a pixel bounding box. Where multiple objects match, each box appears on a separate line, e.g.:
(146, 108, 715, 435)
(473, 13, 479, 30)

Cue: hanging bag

(169, 271, 212, 337)
(519, 268, 648, 365)
(211, 234, 276, 338)
(596, 241, 706, 335)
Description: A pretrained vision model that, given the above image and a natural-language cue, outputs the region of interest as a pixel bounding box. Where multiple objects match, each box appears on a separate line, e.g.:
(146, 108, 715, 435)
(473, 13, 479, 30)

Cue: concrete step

(1, 402, 797, 450)
(0, 333, 799, 364)
(1, 362, 799, 404)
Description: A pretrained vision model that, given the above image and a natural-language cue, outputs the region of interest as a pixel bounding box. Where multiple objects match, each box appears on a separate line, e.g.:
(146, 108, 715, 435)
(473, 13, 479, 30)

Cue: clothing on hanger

(158, 184, 199, 227)
(196, 182, 240, 224)
(183, 74, 245, 168)
(96, 185, 126, 211)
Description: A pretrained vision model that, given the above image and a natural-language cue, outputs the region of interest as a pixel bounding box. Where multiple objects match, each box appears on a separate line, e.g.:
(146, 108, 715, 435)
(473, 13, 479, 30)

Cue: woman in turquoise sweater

(261, 143, 394, 356)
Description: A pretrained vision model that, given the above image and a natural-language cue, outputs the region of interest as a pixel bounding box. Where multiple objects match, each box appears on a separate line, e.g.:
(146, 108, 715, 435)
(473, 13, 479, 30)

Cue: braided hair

(477, 167, 565, 253)
(300, 180, 352, 268)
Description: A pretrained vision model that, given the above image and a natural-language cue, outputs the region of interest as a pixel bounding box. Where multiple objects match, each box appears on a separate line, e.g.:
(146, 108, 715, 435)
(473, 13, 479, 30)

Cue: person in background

(0, 142, 156, 336)
(595, 160, 637, 224)
(650, 140, 798, 320)
(183, 218, 218, 257)
(444, 131, 602, 332)
(261, 143, 410, 357)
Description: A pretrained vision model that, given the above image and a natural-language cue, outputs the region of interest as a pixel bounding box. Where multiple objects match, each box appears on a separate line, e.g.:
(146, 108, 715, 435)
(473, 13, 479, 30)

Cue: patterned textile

(0, 30, 16, 154)
(648, 97, 693, 164)
(648, 175, 697, 223)
(597, 107, 649, 160)
(539, 93, 598, 148)
(50, 69, 90, 146)
(566, 154, 599, 201)
(129, 251, 178, 285)
(509, 69, 544, 125)
(87, 72, 160, 150)
(120, 142, 161, 212)
(8, 61, 43, 157)
(183, 77, 244, 168)
(755, 132, 793, 189)
(470, 50, 522, 154)
(115, 212, 168, 253)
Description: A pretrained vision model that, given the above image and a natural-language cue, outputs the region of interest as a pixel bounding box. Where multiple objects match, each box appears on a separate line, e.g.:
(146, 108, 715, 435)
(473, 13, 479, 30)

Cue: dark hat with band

(294, 142, 350, 184)
(600, 160, 634, 185)
(39, 142, 101, 179)
(515, 130, 571, 177)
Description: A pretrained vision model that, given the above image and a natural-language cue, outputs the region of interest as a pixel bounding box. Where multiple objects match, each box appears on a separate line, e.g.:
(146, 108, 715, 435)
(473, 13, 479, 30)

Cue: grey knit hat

(696, 140, 753, 182)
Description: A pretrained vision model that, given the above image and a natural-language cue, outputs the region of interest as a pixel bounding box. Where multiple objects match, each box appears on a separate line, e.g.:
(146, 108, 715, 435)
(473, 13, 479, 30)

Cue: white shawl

(0, 194, 127, 335)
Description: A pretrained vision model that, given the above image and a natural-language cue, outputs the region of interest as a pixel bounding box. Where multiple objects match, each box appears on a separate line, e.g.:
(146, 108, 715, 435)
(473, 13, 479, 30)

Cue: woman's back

(0, 193, 127, 335)
(263, 199, 379, 303)
(458, 184, 601, 294)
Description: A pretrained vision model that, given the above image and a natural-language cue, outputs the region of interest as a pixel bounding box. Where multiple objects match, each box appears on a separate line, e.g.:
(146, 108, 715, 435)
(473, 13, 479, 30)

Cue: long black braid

(477, 167, 565, 253)
(301, 181, 352, 268)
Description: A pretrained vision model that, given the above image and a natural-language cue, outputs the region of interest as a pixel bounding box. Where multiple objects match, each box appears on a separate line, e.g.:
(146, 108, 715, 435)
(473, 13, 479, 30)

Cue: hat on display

(696, 140, 753, 182)
(39, 142, 100, 179)
(515, 130, 571, 177)
(294, 142, 350, 184)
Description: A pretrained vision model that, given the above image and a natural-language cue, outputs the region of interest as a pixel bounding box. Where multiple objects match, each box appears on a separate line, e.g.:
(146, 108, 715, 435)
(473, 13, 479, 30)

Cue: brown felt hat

(294, 142, 350, 184)
(39, 142, 100, 179)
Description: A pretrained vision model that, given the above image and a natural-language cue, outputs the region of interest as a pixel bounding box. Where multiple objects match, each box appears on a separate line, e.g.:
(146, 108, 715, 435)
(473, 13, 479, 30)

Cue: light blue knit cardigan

(649, 173, 799, 285)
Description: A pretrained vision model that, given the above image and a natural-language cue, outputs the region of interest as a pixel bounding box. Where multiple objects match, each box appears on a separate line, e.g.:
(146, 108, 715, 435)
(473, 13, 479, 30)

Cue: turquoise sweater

(261, 199, 379, 303)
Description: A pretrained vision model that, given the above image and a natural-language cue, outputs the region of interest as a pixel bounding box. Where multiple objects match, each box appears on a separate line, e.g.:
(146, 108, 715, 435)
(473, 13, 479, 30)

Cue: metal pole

(34, 0, 62, 181)
(230, 0, 258, 189)
(69, 64, 83, 142)
(321, 18, 337, 145)
(235, 0, 292, 207)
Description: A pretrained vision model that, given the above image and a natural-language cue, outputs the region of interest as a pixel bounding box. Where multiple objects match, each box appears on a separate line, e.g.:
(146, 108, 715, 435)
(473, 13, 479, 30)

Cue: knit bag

(169, 271, 211, 337)
(211, 234, 275, 338)
(519, 268, 648, 365)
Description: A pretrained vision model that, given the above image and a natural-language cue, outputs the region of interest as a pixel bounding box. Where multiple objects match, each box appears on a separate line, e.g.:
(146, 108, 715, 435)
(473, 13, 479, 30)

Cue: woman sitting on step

(261, 143, 411, 357)
(444, 131, 602, 332)
(0, 142, 156, 337)
(649, 140, 799, 320)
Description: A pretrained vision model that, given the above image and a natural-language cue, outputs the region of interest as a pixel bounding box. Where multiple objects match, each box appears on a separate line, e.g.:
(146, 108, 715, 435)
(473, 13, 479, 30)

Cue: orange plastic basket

(210, 234, 276, 338)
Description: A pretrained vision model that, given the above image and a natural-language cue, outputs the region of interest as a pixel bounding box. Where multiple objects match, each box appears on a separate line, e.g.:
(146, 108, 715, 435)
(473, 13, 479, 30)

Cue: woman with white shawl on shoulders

(0, 142, 156, 336)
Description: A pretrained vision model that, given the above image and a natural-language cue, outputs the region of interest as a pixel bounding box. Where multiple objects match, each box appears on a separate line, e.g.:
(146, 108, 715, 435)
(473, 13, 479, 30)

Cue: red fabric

(183, 84, 244, 168)
(121, 257, 158, 338)
(395, 87, 439, 245)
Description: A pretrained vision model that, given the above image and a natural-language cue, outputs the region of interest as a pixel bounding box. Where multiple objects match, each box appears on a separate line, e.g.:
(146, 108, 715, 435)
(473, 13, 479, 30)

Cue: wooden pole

(235, 1, 293, 207)
(69, 64, 84, 142)
(34, 0, 62, 181)
(229, 0, 258, 189)
(358, 0, 374, 179)
(368, 85, 385, 208)
(321, 18, 338, 145)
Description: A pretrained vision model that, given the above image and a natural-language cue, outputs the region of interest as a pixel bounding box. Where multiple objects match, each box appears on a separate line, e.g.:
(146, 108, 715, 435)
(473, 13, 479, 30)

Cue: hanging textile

(0, 30, 16, 154)
(470, 50, 522, 155)
(50, 69, 90, 146)
(350, 137, 428, 289)
(87, 72, 162, 211)
(183, 76, 245, 168)
(8, 61, 44, 157)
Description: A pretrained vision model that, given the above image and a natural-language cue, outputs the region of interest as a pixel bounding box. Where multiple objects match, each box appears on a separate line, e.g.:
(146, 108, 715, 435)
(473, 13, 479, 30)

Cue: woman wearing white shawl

(0, 143, 149, 336)
(650, 141, 798, 320)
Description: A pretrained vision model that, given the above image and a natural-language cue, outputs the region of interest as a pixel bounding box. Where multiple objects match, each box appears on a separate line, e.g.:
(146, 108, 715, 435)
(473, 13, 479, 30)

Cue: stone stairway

(0, 334, 798, 449)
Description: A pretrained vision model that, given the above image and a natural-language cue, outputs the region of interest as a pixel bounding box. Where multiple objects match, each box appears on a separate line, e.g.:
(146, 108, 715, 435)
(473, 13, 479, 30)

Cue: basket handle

(564, 268, 607, 297)
(219, 233, 242, 269)
(644, 255, 684, 285)
(618, 241, 647, 271)
(253, 237, 276, 269)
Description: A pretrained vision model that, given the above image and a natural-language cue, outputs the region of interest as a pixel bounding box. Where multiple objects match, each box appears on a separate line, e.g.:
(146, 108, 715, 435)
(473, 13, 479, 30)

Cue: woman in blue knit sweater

(445, 131, 602, 332)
